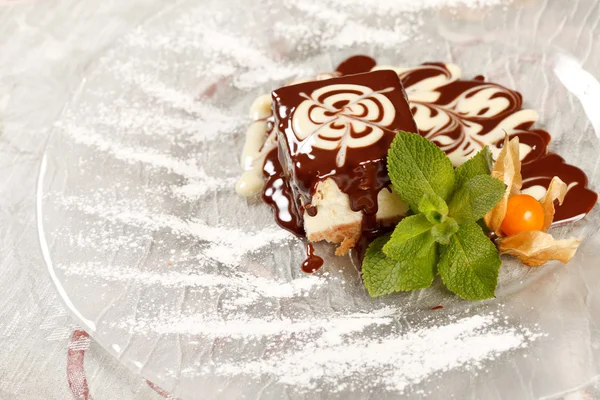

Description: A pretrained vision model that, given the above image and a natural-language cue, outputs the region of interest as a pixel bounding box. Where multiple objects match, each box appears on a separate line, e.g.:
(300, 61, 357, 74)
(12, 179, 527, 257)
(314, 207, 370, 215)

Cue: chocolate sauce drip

(496, 129, 550, 165)
(485, 230, 500, 250)
(301, 243, 324, 273)
(335, 55, 377, 76)
(351, 236, 370, 269)
(262, 148, 305, 237)
(304, 204, 318, 217)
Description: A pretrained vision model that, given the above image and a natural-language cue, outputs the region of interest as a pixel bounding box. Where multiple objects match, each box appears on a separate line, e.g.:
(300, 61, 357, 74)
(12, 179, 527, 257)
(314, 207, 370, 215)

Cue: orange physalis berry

(501, 194, 545, 236)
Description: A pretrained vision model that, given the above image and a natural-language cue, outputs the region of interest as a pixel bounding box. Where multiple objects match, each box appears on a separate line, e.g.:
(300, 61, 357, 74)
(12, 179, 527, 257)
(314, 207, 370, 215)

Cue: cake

(236, 55, 597, 260)
(268, 70, 416, 254)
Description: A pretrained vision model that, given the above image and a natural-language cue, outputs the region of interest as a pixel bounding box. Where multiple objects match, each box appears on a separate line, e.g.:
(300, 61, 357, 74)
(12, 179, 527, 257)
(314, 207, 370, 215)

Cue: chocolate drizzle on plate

(392, 59, 597, 223)
(334, 55, 376, 75)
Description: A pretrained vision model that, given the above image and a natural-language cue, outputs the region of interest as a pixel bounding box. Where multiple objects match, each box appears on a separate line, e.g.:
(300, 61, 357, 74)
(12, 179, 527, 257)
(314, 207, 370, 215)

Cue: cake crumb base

(307, 222, 362, 256)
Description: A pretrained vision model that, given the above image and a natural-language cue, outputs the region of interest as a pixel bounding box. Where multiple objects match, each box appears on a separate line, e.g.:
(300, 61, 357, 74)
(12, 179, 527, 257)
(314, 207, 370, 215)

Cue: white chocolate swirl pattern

(292, 84, 396, 167)
(393, 61, 595, 223)
(395, 64, 538, 166)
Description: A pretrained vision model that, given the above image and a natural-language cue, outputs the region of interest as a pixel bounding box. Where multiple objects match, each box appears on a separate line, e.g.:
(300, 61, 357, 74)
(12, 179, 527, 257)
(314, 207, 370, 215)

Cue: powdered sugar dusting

(276, 0, 412, 51)
(275, 0, 505, 51)
(172, 182, 232, 200)
(199, 30, 311, 89)
(57, 124, 206, 179)
(176, 312, 542, 394)
(58, 195, 292, 266)
(57, 262, 324, 303)
(92, 95, 241, 144)
(121, 14, 312, 90)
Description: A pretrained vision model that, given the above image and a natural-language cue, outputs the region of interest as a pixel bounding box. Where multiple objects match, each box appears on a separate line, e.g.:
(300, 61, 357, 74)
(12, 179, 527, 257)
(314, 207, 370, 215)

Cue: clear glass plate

(37, 0, 600, 398)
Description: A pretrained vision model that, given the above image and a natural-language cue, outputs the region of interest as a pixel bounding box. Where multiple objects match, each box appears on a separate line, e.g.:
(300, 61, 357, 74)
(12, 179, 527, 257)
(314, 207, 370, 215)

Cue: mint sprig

(362, 132, 505, 300)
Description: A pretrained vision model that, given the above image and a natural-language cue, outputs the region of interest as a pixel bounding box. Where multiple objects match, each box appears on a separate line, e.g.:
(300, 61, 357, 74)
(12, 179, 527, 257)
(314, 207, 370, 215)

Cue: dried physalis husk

(500, 176, 580, 266)
(499, 231, 581, 267)
(483, 138, 581, 266)
(540, 176, 567, 232)
(484, 136, 522, 235)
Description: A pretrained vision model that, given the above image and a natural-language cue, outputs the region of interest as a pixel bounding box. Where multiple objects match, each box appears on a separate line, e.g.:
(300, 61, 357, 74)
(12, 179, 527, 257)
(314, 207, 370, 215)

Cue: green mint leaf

(448, 175, 505, 225)
(382, 214, 434, 260)
(387, 131, 455, 212)
(431, 217, 459, 245)
(454, 146, 493, 189)
(438, 222, 501, 300)
(418, 193, 449, 225)
(363, 234, 438, 297)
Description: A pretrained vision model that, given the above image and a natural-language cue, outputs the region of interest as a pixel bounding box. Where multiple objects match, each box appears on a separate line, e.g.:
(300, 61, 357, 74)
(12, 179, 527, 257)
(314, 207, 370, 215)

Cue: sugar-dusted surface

(26, 1, 600, 400)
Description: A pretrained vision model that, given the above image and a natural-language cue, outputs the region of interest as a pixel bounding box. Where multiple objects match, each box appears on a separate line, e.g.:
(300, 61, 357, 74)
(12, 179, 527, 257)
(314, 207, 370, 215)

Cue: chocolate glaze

(301, 243, 324, 273)
(271, 70, 417, 230)
(260, 55, 597, 250)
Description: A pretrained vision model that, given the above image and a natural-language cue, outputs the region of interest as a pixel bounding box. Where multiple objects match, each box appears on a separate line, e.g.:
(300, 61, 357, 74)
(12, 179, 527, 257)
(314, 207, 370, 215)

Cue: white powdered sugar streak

(128, 78, 244, 137)
(58, 123, 206, 179)
(278, 0, 504, 51)
(198, 30, 311, 89)
(93, 98, 241, 144)
(123, 16, 312, 90)
(58, 196, 292, 266)
(323, 0, 506, 15)
(125, 306, 397, 339)
(172, 182, 231, 200)
(57, 121, 237, 199)
(188, 313, 542, 394)
(278, 0, 412, 50)
(57, 262, 325, 302)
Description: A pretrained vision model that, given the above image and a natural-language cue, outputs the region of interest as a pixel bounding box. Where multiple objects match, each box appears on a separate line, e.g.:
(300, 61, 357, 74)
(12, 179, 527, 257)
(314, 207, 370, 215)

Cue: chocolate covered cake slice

(269, 70, 417, 254)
